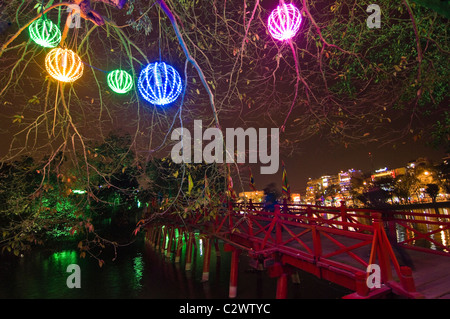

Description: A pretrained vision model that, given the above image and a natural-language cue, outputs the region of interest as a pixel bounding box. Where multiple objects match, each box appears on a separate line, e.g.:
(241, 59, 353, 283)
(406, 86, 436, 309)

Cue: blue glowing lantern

(137, 61, 182, 106)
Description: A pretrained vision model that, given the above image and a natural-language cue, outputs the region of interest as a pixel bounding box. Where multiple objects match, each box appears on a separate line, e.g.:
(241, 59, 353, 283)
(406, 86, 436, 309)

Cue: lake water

(0, 235, 351, 299)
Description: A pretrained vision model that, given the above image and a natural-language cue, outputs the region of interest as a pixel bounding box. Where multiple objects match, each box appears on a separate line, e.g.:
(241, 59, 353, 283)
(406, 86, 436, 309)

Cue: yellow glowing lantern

(45, 48, 84, 82)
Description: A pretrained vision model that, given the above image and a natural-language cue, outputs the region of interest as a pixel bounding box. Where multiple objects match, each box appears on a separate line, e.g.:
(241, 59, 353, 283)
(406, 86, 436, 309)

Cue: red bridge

(142, 201, 450, 299)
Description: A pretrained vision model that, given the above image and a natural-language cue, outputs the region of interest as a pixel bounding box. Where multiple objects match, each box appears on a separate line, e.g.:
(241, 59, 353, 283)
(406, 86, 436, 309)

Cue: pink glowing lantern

(268, 3, 302, 41)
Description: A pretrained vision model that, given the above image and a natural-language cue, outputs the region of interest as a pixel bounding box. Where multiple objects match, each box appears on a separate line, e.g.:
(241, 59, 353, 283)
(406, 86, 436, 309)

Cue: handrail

(232, 200, 450, 256)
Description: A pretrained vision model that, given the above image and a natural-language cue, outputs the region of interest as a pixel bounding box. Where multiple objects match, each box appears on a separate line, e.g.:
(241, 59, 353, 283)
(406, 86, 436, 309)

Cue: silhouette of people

(263, 183, 280, 212)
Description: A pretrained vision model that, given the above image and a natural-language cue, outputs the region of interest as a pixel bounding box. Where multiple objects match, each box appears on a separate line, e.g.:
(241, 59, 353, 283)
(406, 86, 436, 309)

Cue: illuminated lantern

(107, 69, 133, 94)
(137, 61, 182, 106)
(268, 4, 302, 41)
(45, 48, 84, 82)
(28, 18, 61, 48)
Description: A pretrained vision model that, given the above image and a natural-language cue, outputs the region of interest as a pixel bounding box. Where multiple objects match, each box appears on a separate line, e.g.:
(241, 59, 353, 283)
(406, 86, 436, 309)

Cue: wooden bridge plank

(405, 250, 450, 299)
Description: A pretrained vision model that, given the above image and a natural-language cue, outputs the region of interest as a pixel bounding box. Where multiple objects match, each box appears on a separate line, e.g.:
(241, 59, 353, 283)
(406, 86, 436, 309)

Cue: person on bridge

(263, 183, 280, 212)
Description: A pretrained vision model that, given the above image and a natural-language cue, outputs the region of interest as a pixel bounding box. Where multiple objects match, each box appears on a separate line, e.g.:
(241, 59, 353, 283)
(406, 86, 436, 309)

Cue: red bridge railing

(143, 199, 450, 299)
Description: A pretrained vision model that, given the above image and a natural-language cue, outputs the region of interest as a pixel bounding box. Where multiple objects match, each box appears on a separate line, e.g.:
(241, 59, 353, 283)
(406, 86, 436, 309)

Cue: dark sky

(247, 136, 447, 194)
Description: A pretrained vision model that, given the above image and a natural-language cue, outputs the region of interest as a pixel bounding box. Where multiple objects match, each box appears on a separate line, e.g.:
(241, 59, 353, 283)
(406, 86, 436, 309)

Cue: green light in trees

(107, 70, 133, 94)
(29, 18, 61, 48)
(72, 189, 86, 194)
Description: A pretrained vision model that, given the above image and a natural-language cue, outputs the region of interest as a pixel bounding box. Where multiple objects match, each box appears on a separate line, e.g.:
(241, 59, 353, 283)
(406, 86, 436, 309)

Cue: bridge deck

(407, 250, 450, 299)
(257, 224, 450, 299)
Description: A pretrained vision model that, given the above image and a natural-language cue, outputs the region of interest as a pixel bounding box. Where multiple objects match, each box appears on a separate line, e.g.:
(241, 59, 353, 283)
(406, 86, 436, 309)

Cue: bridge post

(155, 226, 161, 250)
(275, 205, 282, 245)
(268, 262, 291, 299)
(399, 266, 416, 293)
(145, 225, 152, 244)
(371, 212, 394, 282)
(355, 271, 369, 297)
(161, 226, 168, 253)
(185, 232, 194, 271)
(214, 238, 221, 257)
(248, 199, 255, 210)
(224, 244, 241, 298)
(166, 226, 174, 258)
(276, 273, 288, 299)
(150, 225, 156, 247)
(175, 228, 183, 263)
(340, 200, 348, 231)
(201, 236, 212, 282)
(312, 226, 322, 259)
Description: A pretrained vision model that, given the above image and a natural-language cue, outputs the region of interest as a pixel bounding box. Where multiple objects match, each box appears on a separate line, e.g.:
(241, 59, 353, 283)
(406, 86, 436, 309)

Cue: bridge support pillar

(268, 262, 291, 299)
(166, 227, 174, 258)
(185, 232, 194, 271)
(175, 228, 183, 263)
(202, 237, 212, 282)
(225, 244, 241, 298)
(155, 226, 161, 250)
(214, 239, 221, 257)
(160, 226, 167, 253)
(276, 273, 288, 299)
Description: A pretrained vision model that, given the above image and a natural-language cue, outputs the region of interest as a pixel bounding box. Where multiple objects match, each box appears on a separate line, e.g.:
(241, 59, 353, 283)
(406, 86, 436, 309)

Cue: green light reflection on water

(51, 250, 78, 265)
(133, 253, 144, 290)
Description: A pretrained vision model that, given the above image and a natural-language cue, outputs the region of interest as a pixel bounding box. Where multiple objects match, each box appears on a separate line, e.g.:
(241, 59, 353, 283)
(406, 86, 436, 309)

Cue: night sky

(249, 136, 447, 194)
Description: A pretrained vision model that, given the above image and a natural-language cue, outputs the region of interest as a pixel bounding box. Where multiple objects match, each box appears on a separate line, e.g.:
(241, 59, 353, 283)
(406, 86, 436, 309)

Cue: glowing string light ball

(137, 61, 182, 106)
(107, 70, 133, 94)
(45, 48, 84, 82)
(268, 4, 302, 41)
(29, 18, 62, 48)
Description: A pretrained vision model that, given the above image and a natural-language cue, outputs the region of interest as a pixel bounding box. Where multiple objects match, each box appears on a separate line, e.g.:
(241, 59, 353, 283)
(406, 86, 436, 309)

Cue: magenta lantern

(268, 4, 302, 41)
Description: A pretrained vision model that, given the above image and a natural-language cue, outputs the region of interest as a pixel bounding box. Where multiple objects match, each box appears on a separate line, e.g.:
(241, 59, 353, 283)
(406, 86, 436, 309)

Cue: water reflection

(0, 238, 351, 299)
(395, 207, 450, 253)
(133, 253, 144, 290)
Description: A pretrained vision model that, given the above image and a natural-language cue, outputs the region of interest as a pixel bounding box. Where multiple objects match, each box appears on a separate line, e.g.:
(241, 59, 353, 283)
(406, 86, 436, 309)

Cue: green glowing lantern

(107, 69, 133, 94)
(28, 18, 61, 48)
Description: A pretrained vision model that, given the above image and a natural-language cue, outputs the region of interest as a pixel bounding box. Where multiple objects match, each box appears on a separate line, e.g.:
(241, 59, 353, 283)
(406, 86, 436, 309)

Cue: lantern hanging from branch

(29, 18, 62, 48)
(137, 61, 182, 106)
(107, 69, 133, 94)
(45, 48, 84, 82)
(268, 4, 302, 41)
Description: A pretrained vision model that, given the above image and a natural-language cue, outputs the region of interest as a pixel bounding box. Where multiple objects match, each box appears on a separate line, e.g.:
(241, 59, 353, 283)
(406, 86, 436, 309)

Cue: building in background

(304, 156, 450, 207)
(238, 191, 264, 203)
(338, 169, 364, 205)
(370, 167, 406, 182)
(291, 193, 301, 203)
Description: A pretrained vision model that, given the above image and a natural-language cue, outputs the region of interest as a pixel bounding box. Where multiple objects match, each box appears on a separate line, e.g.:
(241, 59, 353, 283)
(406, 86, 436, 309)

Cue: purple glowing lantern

(267, 3, 302, 41)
